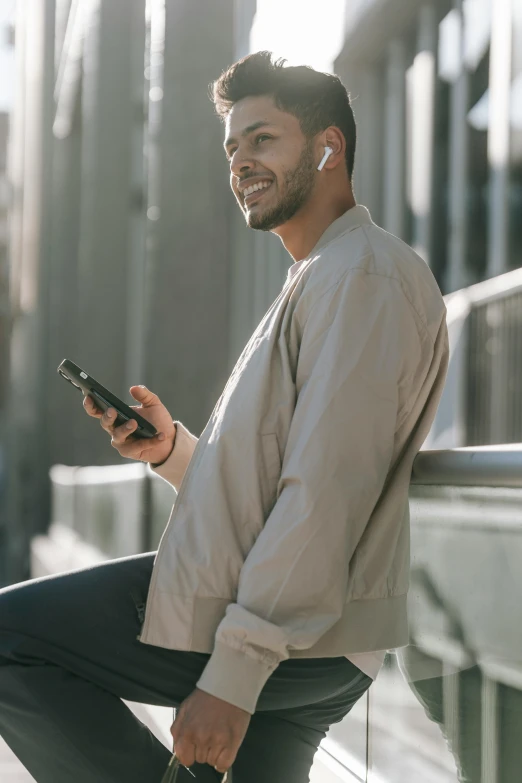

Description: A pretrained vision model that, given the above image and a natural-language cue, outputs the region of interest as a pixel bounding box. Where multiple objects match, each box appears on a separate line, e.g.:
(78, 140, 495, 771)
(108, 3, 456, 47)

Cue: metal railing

(45, 443, 522, 557)
(412, 442, 522, 487)
(443, 267, 522, 448)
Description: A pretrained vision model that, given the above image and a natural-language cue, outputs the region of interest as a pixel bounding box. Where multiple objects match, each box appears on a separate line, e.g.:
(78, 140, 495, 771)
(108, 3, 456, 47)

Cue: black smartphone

(57, 359, 157, 440)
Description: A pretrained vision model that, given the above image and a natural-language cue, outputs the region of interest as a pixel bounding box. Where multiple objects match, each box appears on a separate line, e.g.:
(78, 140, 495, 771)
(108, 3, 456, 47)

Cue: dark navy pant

(0, 553, 372, 782)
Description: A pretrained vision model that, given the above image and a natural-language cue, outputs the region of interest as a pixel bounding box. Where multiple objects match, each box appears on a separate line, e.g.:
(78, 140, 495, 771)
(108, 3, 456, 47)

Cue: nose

(230, 149, 255, 180)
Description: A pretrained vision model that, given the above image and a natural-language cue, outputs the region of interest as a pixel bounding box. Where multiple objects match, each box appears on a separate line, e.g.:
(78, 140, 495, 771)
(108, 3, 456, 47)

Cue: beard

(244, 140, 316, 231)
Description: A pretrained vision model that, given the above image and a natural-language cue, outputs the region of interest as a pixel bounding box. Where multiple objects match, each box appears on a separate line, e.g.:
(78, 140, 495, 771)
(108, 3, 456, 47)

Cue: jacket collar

(307, 204, 373, 258)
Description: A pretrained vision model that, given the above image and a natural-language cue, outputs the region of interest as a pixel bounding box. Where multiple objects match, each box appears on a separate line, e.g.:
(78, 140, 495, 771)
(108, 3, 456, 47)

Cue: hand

(83, 385, 176, 465)
(171, 688, 251, 774)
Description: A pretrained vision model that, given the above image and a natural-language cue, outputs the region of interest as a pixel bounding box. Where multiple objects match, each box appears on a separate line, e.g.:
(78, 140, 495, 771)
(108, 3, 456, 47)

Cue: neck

(272, 190, 356, 262)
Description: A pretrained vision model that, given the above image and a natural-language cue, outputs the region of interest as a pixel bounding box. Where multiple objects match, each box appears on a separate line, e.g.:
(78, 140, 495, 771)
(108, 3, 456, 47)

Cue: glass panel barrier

(47, 449, 522, 782)
(368, 482, 522, 782)
(318, 689, 368, 782)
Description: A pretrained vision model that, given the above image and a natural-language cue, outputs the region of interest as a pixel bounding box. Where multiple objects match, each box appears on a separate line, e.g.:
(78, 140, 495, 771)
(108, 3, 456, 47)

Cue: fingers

(195, 744, 212, 765)
(83, 395, 102, 418)
(172, 738, 196, 769)
(84, 391, 168, 461)
(109, 416, 137, 445)
(99, 407, 128, 438)
(100, 407, 118, 434)
(208, 747, 230, 774)
(129, 384, 158, 407)
(214, 749, 231, 775)
(83, 396, 135, 437)
(112, 429, 167, 460)
(85, 397, 139, 437)
(120, 433, 166, 459)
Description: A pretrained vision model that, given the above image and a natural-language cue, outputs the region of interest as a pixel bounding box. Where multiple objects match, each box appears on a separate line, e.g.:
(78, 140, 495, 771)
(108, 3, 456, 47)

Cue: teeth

(244, 181, 271, 198)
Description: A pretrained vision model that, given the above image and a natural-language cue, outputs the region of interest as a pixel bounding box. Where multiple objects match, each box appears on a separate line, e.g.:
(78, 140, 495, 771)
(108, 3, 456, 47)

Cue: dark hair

(211, 51, 356, 180)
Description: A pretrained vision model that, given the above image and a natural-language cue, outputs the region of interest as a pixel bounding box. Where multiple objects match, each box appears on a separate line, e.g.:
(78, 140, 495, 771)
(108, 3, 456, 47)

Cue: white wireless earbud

(317, 146, 333, 171)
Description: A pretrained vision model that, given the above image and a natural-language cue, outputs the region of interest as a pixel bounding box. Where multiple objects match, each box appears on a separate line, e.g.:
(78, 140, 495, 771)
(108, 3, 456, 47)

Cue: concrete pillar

(45, 0, 86, 471)
(234, 0, 257, 60)
(123, 3, 148, 400)
(4, 0, 56, 582)
(351, 67, 383, 224)
(410, 4, 437, 265)
(481, 675, 499, 783)
(144, 0, 235, 435)
(486, 0, 513, 279)
(383, 39, 407, 238)
(54, 0, 73, 69)
(446, 0, 470, 294)
(72, 0, 143, 466)
(487, 0, 513, 443)
(46, 102, 83, 469)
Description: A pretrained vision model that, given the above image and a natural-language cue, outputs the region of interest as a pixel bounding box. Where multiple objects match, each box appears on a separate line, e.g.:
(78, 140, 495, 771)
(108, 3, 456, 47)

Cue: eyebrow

(223, 121, 274, 151)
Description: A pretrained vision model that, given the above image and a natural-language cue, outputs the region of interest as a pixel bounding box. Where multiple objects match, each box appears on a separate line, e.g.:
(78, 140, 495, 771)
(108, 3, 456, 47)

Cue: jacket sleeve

(196, 269, 424, 714)
(149, 421, 198, 492)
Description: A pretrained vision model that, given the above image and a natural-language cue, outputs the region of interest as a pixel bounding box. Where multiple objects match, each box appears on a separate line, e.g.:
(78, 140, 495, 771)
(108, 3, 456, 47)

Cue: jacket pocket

(260, 432, 282, 511)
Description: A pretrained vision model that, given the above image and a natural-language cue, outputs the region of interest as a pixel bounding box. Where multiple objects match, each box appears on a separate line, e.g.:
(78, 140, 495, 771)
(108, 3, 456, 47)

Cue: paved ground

(0, 737, 35, 782)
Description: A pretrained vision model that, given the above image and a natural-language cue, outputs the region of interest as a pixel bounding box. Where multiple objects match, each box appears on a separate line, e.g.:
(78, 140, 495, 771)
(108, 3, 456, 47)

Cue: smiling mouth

(243, 182, 273, 206)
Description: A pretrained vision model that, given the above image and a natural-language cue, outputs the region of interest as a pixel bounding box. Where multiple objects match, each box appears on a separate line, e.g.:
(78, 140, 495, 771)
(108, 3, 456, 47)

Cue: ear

(322, 127, 345, 168)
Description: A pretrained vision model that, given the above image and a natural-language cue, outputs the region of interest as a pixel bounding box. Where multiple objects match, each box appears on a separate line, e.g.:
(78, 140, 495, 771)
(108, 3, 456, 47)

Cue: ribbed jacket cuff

(196, 641, 276, 715)
(149, 421, 198, 491)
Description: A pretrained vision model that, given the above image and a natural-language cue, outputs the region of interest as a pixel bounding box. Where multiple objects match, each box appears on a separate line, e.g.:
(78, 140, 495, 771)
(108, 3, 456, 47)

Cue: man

(0, 52, 449, 782)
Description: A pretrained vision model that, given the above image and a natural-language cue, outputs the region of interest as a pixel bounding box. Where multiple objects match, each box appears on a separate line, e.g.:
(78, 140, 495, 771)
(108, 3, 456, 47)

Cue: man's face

(224, 96, 317, 231)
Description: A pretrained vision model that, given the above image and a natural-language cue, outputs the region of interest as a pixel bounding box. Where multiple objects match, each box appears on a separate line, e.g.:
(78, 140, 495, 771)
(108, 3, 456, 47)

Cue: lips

(243, 182, 273, 205)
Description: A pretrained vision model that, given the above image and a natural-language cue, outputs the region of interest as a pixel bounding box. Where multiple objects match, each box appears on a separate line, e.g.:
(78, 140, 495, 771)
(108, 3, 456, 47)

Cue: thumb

(129, 385, 159, 407)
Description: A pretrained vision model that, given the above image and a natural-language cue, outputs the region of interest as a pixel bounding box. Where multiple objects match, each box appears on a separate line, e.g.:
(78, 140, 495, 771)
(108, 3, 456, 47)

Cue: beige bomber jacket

(138, 205, 450, 714)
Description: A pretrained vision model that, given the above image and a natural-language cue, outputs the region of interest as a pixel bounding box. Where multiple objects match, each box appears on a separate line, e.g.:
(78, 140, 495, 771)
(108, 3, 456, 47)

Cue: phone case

(57, 359, 157, 439)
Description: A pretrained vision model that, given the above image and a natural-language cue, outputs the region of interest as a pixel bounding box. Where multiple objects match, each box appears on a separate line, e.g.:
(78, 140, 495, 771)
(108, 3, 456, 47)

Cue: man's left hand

(170, 688, 251, 774)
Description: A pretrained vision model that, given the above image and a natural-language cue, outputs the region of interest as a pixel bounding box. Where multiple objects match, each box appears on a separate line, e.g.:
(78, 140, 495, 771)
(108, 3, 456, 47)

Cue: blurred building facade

(2, 0, 521, 580)
(1, 0, 236, 582)
(337, 0, 522, 292)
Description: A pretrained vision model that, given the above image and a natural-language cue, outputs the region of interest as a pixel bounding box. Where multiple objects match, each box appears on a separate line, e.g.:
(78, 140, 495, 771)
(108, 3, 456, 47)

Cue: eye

(226, 134, 272, 161)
